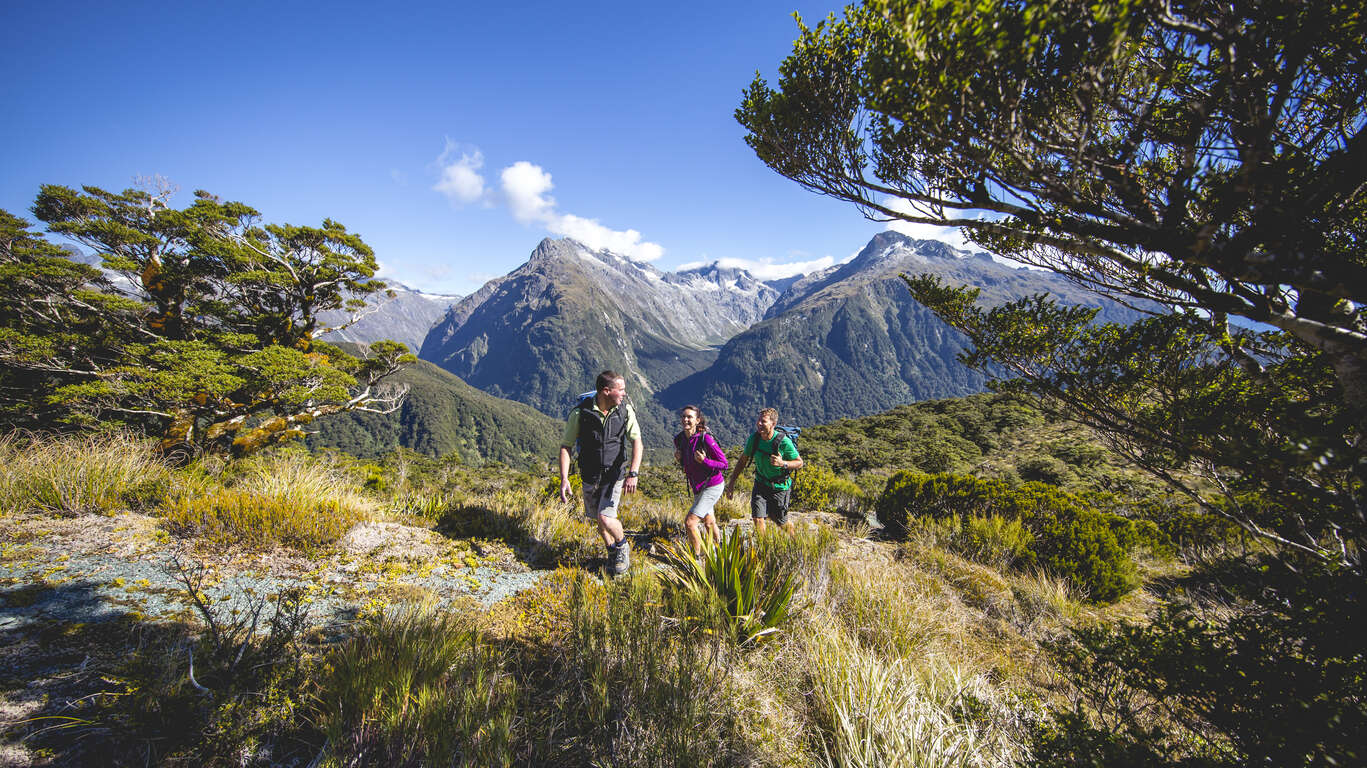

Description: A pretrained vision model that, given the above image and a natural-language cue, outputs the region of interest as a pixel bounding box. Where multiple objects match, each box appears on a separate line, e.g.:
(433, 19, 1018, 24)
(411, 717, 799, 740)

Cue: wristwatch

(626, 470, 639, 478)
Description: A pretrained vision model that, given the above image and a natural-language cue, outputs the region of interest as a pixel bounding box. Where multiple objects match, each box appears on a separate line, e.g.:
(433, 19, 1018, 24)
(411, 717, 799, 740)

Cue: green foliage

(656, 527, 803, 645)
(1016, 455, 1071, 486)
(1033, 560, 1367, 767)
(877, 472, 1138, 601)
(876, 472, 1002, 535)
(739, 0, 1365, 398)
(2, 185, 415, 458)
(792, 463, 864, 514)
(315, 602, 516, 767)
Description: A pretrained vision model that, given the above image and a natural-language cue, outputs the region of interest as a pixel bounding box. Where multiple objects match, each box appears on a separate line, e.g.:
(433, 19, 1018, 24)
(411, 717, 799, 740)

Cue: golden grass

(161, 486, 367, 550)
(804, 622, 1029, 768)
(0, 431, 173, 515)
(160, 449, 377, 550)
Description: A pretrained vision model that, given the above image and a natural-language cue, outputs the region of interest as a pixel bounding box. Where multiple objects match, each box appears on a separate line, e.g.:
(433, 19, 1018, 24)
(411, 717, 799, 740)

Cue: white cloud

(433, 141, 486, 205)
(499, 160, 664, 262)
(677, 254, 839, 281)
(501, 161, 555, 221)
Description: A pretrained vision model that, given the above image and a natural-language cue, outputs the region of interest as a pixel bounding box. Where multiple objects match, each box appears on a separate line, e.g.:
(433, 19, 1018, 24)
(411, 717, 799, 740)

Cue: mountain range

(417, 238, 782, 445)
(318, 282, 458, 354)
(657, 232, 1146, 442)
(400, 232, 1147, 450)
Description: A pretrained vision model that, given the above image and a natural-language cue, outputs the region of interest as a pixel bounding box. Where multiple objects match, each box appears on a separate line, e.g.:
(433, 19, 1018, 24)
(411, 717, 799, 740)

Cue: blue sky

(2, 0, 964, 295)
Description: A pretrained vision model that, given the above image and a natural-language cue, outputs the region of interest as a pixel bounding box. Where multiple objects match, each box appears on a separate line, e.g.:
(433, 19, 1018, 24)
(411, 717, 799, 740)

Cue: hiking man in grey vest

(559, 370, 643, 575)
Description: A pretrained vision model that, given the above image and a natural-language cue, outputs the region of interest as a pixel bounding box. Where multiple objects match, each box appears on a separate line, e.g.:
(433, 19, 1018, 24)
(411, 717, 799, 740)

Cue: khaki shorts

(582, 477, 625, 520)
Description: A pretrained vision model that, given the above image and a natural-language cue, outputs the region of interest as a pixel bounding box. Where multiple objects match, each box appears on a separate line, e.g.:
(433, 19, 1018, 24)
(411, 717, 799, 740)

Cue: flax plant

(656, 527, 800, 645)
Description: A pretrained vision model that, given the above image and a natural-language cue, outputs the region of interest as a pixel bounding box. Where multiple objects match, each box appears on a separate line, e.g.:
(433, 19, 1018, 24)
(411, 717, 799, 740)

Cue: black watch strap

(626, 470, 639, 478)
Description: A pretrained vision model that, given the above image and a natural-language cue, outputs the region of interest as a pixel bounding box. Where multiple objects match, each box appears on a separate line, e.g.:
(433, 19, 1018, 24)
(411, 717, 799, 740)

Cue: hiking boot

(611, 538, 631, 575)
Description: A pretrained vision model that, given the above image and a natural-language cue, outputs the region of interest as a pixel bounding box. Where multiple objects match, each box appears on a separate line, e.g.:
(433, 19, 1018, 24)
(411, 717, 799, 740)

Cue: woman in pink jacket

(673, 405, 726, 555)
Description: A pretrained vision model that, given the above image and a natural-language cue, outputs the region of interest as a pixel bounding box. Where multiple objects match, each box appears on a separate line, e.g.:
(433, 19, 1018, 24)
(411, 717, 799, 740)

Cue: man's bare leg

(598, 514, 624, 548)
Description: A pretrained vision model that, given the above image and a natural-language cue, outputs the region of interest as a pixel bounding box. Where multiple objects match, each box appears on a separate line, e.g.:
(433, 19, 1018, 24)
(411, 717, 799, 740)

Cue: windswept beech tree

(742, 1, 1364, 763)
(738, 0, 1365, 412)
(0, 183, 415, 458)
(738, 0, 1365, 565)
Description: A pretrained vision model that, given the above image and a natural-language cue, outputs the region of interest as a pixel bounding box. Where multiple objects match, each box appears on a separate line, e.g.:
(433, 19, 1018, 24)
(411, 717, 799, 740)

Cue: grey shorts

(687, 482, 724, 519)
(750, 483, 791, 525)
(582, 477, 625, 520)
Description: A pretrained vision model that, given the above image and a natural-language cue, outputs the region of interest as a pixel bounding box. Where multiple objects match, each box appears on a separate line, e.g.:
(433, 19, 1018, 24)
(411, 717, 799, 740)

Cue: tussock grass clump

(907, 514, 1035, 571)
(0, 431, 173, 515)
(225, 448, 375, 513)
(438, 488, 598, 566)
(826, 560, 959, 658)
(551, 573, 750, 766)
(314, 601, 516, 767)
(807, 625, 1029, 768)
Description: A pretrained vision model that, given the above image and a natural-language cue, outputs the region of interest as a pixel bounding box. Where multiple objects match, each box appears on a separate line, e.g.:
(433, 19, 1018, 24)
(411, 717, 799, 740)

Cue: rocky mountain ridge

(319, 282, 458, 354)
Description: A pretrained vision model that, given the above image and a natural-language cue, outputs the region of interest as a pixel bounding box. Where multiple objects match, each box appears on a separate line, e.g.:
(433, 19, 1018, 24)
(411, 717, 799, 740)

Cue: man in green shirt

(724, 407, 803, 534)
(559, 370, 643, 575)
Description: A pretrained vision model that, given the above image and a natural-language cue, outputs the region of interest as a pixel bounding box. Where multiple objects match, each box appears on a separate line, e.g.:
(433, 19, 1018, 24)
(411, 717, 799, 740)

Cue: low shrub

(1029, 503, 1139, 603)
(876, 473, 1139, 602)
(793, 464, 864, 514)
(0, 431, 173, 515)
(1107, 516, 1175, 559)
(1016, 455, 1072, 485)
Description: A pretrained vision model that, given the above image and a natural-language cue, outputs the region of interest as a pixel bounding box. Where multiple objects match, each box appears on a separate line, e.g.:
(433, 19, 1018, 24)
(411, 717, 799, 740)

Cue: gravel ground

(0, 513, 549, 633)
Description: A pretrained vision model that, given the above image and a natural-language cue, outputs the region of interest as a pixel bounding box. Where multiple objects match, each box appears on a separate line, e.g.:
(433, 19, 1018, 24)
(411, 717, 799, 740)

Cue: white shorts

(687, 483, 724, 519)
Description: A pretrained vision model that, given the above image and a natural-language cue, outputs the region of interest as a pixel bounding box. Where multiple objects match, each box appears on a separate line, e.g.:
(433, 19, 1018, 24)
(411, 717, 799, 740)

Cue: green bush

(792, 464, 863, 513)
(1016, 456, 1072, 485)
(876, 472, 1012, 534)
(877, 472, 1139, 602)
(1106, 515, 1175, 559)
(1028, 504, 1139, 603)
(1048, 440, 1108, 469)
